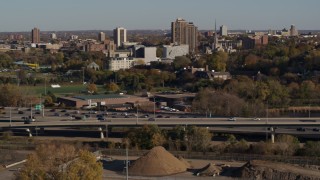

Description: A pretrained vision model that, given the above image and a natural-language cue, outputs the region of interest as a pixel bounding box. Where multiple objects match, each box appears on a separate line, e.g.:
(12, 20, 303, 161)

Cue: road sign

(35, 104, 42, 111)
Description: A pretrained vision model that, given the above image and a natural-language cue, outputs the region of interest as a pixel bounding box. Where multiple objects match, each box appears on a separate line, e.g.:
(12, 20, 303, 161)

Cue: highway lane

(1, 117, 320, 128)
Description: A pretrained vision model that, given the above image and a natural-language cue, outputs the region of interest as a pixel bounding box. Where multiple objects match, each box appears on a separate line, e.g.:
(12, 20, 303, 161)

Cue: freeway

(1, 117, 320, 129)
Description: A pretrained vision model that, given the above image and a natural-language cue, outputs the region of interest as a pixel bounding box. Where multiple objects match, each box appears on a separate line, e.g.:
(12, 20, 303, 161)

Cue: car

(24, 119, 31, 124)
(61, 109, 67, 112)
(18, 111, 24, 114)
(148, 118, 156, 121)
(35, 111, 41, 114)
(253, 117, 260, 121)
(297, 127, 306, 131)
(54, 113, 61, 117)
(228, 117, 236, 121)
(50, 109, 56, 112)
(97, 117, 106, 121)
(28, 116, 36, 122)
(165, 116, 170, 118)
(312, 128, 319, 132)
(156, 115, 163, 118)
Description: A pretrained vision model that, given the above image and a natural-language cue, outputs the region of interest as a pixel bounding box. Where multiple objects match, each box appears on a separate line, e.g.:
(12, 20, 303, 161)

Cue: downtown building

(31, 27, 40, 43)
(113, 27, 127, 48)
(171, 18, 198, 53)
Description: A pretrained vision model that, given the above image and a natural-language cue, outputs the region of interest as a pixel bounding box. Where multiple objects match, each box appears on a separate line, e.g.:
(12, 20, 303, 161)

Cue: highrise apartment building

(98, 32, 106, 42)
(171, 18, 198, 53)
(31, 27, 40, 43)
(113, 27, 127, 48)
(290, 25, 298, 36)
(220, 25, 228, 36)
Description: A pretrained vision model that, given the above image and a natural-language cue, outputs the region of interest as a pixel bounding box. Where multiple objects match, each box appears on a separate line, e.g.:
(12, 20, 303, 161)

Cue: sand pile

(177, 156, 191, 169)
(128, 146, 187, 176)
(194, 163, 222, 176)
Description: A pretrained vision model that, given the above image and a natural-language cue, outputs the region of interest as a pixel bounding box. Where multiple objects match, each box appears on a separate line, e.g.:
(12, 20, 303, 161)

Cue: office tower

(290, 25, 298, 36)
(113, 27, 127, 47)
(220, 25, 228, 36)
(50, 33, 57, 40)
(98, 32, 106, 42)
(31, 27, 40, 43)
(171, 18, 198, 53)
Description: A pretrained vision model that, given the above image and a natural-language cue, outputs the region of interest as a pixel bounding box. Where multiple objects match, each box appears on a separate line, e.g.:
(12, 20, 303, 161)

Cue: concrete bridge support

(270, 127, 275, 144)
(26, 128, 32, 137)
(98, 127, 104, 139)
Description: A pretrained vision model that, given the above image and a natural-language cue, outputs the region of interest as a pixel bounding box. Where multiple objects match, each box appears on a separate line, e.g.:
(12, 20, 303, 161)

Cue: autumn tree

(192, 88, 248, 117)
(106, 82, 120, 92)
(185, 126, 212, 152)
(15, 142, 102, 180)
(87, 83, 97, 94)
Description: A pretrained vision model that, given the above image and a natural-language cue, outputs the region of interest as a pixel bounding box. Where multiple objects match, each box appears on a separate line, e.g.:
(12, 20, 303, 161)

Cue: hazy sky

(1, 0, 319, 32)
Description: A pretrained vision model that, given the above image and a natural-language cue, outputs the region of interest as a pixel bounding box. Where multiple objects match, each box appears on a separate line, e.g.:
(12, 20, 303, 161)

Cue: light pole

(44, 76, 47, 96)
(309, 104, 311, 118)
(136, 103, 139, 125)
(153, 97, 156, 119)
(266, 101, 269, 141)
(82, 67, 85, 85)
(9, 107, 12, 127)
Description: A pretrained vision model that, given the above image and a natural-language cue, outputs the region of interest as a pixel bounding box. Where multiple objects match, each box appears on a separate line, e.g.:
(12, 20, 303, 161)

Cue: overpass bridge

(1, 117, 320, 143)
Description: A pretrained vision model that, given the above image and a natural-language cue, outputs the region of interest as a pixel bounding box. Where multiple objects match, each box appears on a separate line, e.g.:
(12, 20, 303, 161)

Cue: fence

(102, 149, 320, 166)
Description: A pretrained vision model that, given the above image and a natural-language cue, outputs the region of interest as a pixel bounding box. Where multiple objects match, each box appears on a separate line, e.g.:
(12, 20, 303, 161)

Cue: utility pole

(266, 101, 269, 141)
(153, 97, 156, 119)
(126, 147, 129, 180)
(9, 107, 12, 127)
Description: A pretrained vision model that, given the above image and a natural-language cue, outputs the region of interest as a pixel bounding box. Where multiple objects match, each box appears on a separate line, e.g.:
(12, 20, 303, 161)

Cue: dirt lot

(102, 155, 244, 180)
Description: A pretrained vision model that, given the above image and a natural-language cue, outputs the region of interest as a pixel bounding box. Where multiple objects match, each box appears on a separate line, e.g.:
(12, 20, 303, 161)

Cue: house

(194, 71, 231, 81)
(87, 62, 100, 71)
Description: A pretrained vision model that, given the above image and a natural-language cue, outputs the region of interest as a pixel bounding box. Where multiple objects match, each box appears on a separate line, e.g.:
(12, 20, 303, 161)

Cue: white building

(163, 45, 189, 59)
(133, 45, 157, 64)
(113, 27, 127, 48)
(220, 25, 228, 36)
(109, 57, 135, 71)
(98, 32, 106, 42)
(50, 33, 57, 40)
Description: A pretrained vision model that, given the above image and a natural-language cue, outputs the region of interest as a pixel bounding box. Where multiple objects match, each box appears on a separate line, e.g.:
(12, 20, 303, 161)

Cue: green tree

(173, 56, 191, 70)
(127, 124, 165, 149)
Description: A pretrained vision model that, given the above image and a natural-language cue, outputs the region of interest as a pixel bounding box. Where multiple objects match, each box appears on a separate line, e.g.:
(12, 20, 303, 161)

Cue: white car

(228, 117, 236, 121)
(253, 117, 261, 121)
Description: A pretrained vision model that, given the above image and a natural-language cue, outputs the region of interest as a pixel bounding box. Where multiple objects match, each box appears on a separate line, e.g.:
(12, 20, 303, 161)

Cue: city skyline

(0, 0, 320, 32)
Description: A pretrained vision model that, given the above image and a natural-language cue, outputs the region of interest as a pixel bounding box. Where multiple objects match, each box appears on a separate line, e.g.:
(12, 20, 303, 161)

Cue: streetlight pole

(9, 107, 12, 127)
(266, 101, 269, 141)
(136, 103, 138, 125)
(153, 97, 156, 119)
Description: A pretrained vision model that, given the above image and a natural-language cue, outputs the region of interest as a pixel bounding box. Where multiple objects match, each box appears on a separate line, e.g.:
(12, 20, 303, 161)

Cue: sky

(1, 0, 320, 32)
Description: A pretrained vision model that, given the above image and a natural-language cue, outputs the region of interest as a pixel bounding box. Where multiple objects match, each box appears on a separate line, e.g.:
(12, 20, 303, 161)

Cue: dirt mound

(194, 163, 222, 176)
(177, 156, 191, 169)
(233, 160, 320, 180)
(128, 146, 187, 176)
